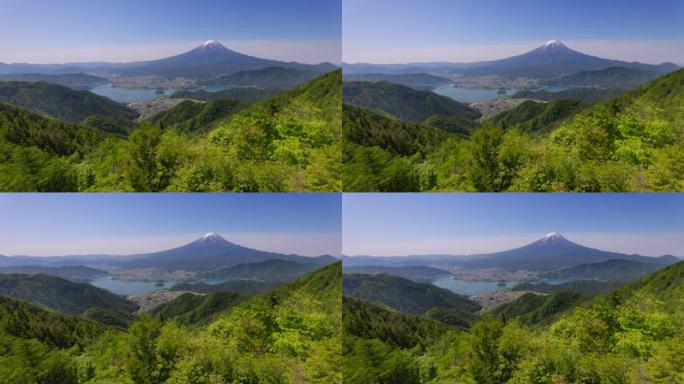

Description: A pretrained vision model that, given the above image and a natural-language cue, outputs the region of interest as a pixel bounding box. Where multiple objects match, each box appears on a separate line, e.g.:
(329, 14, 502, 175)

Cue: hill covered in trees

(0, 274, 138, 315)
(0, 261, 342, 384)
(343, 273, 481, 315)
(344, 68, 684, 191)
(343, 81, 481, 123)
(0, 81, 138, 123)
(343, 260, 684, 383)
(0, 69, 342, 192)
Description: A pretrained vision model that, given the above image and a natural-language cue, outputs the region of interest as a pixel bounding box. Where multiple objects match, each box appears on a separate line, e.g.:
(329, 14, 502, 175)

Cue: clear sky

(0, 0, 341, 64)
(0, 194, 341, 257)
(342, 194, 684, 257)
(343, 0, 684, 64)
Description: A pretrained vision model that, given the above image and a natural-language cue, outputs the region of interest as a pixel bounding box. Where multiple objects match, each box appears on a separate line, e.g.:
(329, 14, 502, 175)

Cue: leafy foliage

(345, 69, 684, 191)
(147, 99, 242, 133)
(490, 99, 584, 132)
(0, 70, 342, 192)
(150, 292, 240, 326)
(345, 260, 684, 384)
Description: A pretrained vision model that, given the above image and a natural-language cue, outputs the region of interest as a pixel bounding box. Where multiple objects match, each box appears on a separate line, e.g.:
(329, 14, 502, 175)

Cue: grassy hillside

(343, 81, 481, 123)
(514, 279, 625, 295)
(201, 259, 322, 282)
(490, 99, 584, 132)
(0, 274, 138, 315)
(1, 70, 342, 192)
(170, 279, 281, 295)
(491, 292, 584, 326)
(0, 295, 105, 383)
(544, 66, 661, 89)
(147, 99, 242, 133)
(170, 86, 280, 103)
(345, 260, 684, 383)
(344, 68, 684, 191)
(208, 66, 319, 89)
(541, 259, 663, 281)
(0, 81, 138, 123)
(343, 273, 481, 315)
(513, 87, 624, 103)
(1, 261, 342, 384)
(150, 291, 240, 325)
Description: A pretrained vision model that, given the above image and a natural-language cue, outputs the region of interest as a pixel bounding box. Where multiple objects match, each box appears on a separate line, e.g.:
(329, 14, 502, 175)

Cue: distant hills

(342, 265, 451, 283)
(343, 81, 481, 123)
(342, 273, 481, 315)
(0, 81, 138, 123)
(544, 66, 663, 89)
(201, 259, 323, 282)
(0, 73, 109, 90)
(118, 232, 337, 271)
(0, 266, 108, 283)
(205, 66, 320, 89)
(342, 72, 451, 90)
(0, 274, 138, 315)
(0, 232, 337, 275)
(117, 40, 336, 79)
(344, 40, 678, 80)
(0, 40, 337, 80)
(491, 292, 585, 326)
(343, 233, 679, 272)
(541, 259, 663, 281)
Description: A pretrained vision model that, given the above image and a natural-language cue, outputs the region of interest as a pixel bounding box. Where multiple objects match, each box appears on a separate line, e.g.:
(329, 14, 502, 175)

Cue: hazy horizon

(343, 0, 684, 64)
(0, 194, 342, 257)
(0, 0, 341, 64)
(342, 194, 684, 257)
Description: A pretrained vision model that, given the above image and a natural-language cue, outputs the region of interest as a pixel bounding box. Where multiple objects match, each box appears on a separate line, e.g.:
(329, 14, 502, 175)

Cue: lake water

(432, 276, 571, 296)
(432, 277, 521, 296)
(433, 85, 518, 103)
(90, 276, 177, 295)
(432, 84, 572, 103)
(89, 84, 177, 103)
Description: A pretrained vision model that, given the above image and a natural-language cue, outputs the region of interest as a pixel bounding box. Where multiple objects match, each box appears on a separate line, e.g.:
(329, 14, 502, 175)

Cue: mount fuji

(460, 232, 678, 270)
(460, 40, 678, 78)
(118, 39, 337, 78)
(116, 232, 337, 271)
(342, 233, 679, 271)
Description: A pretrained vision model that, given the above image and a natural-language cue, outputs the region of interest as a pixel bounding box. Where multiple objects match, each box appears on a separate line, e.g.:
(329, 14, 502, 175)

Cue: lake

(432, 276, 521, 296)
(89, 84, 177, 103)
(432, 276, 571, 296)
(432, 84, 572, 103)
(90, 276, 177, 295)
(432, 84, 518, 103)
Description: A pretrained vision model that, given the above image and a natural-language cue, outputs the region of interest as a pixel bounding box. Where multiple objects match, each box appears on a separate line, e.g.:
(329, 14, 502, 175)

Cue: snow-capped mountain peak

(540, 232, 568, 245)
(540, 39, 568, 51)
(197, 39, 227, 52)
(200, 231, 226, 244)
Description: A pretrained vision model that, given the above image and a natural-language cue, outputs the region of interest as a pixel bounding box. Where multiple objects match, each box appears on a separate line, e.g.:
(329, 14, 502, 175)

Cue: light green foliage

(345, 69, 684, 191)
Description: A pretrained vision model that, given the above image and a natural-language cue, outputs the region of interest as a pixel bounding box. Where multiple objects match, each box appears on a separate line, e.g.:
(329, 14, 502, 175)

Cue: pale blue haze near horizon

(0, 0, 341, 63)
(0, 194, 342, 257)
(343, 0, 684, 64)
(342, 194, 684, 257)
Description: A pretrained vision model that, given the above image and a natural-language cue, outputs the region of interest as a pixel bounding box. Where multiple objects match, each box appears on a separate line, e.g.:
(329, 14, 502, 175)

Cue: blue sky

(343, 0, 684, 64)
(0, 194, 341, 257)
(0, 0, 341, 64)
(343, 194, 684, 257)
